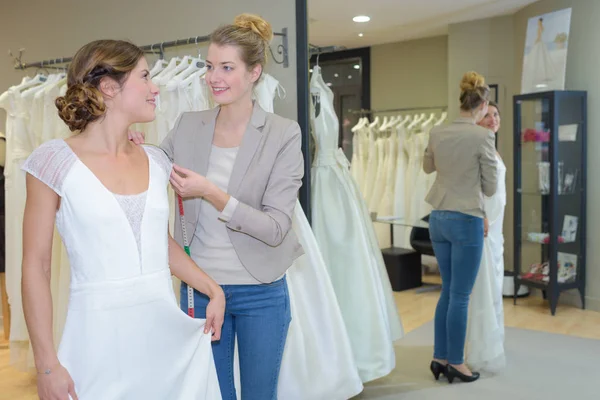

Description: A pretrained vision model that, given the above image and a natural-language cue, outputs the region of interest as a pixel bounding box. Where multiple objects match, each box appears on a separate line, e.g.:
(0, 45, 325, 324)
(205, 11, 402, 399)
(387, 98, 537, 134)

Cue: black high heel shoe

(429, 361, 447, 381)
(446, 365, 480, 384)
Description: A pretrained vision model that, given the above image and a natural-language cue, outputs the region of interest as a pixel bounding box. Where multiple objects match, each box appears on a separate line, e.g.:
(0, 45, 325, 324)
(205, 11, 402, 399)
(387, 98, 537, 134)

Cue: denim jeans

(181, 277, 291, 400)
(429, 210, 484, 365)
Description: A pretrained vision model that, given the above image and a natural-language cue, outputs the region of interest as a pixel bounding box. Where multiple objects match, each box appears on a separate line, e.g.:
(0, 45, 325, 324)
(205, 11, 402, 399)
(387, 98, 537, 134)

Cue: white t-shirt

(189, 145, 260, 285)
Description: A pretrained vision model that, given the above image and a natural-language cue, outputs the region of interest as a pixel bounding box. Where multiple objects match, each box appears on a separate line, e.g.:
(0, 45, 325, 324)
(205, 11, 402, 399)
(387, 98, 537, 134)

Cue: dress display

(1, 77, 76, 369)
(250, 75, 363, 400)
(467, 153, 506, 372)
(21, 140, 221, 399)
(350, 113, 442, 250)
(310, 65, 403, 383)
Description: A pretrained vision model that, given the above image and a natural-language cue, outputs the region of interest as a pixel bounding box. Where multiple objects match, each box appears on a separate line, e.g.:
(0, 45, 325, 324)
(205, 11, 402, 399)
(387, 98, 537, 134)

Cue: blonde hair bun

(234, 13, 273, 43)
(460, 71, 486, 92)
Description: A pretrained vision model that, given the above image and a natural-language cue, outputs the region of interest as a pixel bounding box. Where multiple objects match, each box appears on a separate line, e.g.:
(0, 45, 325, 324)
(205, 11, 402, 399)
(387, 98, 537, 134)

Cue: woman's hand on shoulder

(170, 164, 215, 198)
(128, 130, 146, 145)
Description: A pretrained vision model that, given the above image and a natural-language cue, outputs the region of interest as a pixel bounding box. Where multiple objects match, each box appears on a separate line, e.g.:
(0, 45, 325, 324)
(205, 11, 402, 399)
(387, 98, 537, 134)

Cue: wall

(514, 0, 600, 310)
(371, 36, 448, 111)
(447, 15, 517, 288)
(448, 0, 600, 310)
(0, 0, 299, 131)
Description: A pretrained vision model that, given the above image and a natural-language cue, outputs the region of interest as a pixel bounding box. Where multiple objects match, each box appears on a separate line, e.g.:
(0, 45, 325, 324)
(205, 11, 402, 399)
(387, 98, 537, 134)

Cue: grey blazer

(423, 116, 498, 218)
(161, 102, 305, 283)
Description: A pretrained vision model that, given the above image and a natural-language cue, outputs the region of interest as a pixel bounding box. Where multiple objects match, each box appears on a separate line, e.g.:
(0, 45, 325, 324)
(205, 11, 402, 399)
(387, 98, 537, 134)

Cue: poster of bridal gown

(521, 8, 571, 93)
(310, 65, 404, 383)
(466, 153, 506, 373)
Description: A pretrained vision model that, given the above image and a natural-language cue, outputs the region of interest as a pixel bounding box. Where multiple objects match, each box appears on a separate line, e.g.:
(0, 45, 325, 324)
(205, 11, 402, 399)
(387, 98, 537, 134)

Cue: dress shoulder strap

(21, 139, 76, 196)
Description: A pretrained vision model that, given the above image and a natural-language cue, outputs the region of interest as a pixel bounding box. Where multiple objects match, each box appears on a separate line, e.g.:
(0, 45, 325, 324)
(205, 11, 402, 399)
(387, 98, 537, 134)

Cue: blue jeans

(181, 277, 291, 400)
(429, 210, 484, 365)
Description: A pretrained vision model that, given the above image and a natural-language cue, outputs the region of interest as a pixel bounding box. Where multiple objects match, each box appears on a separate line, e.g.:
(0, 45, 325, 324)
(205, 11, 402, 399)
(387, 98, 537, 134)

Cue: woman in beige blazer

(132, 14, 304, 400)
(424, 72, 498, 384)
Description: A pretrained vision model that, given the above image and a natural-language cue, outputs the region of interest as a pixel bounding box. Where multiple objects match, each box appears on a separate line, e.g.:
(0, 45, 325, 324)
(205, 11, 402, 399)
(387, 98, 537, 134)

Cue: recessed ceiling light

(353, 15, 370, 23)
(348, 75, 353, 79)
(354, 64, 360, 70)
(358, 33, 364, 37)
(334, 73, 339, 78)
(326, 82, 332, 87)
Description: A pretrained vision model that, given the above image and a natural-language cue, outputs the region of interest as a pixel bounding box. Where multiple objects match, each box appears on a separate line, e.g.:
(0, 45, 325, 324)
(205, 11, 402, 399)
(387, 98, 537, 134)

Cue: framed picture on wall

(489, 84, 499, 103)
(489, 84, 499, 148)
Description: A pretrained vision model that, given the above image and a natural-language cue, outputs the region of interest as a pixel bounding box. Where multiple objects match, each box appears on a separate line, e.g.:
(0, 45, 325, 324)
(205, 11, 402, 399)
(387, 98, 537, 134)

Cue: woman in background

(467, 101, 507, 373)
(423, 71, 497, 384)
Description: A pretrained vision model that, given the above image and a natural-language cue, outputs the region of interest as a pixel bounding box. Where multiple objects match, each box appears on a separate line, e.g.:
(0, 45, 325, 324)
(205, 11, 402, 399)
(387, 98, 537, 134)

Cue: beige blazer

(161, 102, 304, 283)
(423, 116, 497, 218)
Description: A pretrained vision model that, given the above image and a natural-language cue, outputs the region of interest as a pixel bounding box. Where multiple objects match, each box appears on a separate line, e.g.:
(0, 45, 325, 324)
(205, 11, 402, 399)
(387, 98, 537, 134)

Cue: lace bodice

(22, 139, 172, 263)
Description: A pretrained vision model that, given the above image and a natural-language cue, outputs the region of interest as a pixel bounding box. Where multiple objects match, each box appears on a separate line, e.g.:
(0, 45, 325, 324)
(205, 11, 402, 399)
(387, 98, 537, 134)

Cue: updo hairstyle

(55, 40, 144, 132)
(459, 71, 490, 112)
(210, 13, 273, 78)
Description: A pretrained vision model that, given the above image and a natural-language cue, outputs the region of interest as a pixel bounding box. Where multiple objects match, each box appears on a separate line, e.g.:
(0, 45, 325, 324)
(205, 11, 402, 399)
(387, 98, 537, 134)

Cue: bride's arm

(167, 234, 225, 339)
(22, 174, 60, 373)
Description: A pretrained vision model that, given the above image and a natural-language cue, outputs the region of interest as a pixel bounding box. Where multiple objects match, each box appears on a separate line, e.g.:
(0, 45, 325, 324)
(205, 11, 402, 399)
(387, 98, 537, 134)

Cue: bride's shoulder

(142, 144, 172, 176)
(21, 139, 76, 196)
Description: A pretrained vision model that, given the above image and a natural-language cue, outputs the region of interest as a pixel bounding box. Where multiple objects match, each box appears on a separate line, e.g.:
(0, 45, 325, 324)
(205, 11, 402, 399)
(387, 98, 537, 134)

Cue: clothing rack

(349, 105, 448, 115)
(309, 44, 346, 56)
(12, 28, 290, 70)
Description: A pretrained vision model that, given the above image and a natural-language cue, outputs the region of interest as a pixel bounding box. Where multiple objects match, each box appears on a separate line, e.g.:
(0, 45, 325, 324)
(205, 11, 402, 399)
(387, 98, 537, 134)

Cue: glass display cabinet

(513, 90, 587, 315)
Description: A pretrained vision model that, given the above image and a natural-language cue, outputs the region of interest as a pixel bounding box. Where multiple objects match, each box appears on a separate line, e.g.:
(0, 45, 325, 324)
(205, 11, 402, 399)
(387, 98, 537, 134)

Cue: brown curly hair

(55, 40, 144, 132)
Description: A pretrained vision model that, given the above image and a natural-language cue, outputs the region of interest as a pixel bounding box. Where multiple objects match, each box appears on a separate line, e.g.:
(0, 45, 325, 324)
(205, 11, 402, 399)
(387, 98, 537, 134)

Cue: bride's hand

(484, 218, 489, 237)
(37, 364, 78, 400)
(205, 288, 225, 342)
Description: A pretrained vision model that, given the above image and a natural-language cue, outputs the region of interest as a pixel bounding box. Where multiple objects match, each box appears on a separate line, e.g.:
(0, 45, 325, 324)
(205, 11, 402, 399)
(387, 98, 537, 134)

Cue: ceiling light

(334, 73, 339, 78)
(348, 75, 353, 79)
(358, 33, 364, 37)
(353, 15, 370, 23)
(326, 82, 332, 87)
(309, 68, 313, 73)
(354, 64, 360, 70)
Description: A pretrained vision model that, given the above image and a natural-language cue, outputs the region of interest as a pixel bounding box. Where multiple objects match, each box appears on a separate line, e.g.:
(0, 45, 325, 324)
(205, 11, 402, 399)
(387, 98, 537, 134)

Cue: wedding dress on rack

(467, 153, 506, 373)
(310, 65, 403, 383)
(251, 73, 364, 400)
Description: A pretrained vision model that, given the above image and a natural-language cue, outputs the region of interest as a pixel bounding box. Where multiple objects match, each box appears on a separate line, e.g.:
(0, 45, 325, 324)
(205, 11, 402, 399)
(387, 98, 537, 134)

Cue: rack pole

(15, 30, 290, 70)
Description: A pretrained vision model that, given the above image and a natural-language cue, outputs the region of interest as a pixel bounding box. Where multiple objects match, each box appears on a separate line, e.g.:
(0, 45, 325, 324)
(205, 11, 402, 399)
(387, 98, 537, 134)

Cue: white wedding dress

(254, 74, 364, 400)
(310, 65, 403, 383)
(466, 153, 506, 373)
(21, 140, 221, 399)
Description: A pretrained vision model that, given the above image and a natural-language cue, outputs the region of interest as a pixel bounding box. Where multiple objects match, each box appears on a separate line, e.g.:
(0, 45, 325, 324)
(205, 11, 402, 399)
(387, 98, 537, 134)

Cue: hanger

(420, 112, 436, 129)
(407, 113, 425, 130)
(149, 45, 168, 78)
(369, 116, 380, 129)
(434, 111, 448, 126)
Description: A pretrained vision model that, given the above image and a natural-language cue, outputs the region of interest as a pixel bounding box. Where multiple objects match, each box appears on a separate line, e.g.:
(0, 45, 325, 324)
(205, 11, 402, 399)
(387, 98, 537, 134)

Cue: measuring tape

(177, 195, 195, 318)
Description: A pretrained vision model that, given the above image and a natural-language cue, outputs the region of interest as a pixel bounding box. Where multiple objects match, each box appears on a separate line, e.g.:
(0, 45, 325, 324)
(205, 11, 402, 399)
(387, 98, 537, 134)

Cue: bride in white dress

(467, 101, 506, 373)
(21, 40, 222, 399)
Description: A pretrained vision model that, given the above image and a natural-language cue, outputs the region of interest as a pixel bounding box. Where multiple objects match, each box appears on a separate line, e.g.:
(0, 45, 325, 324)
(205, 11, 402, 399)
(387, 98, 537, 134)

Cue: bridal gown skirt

(231, 202, 364, 400)
(277, 202, 364, 399)
(58, 269, 221, 399)
(311, 149, 403, 383)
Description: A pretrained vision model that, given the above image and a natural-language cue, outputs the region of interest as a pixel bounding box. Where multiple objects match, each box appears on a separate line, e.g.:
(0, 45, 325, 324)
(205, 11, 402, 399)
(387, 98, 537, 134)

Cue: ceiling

(308, 0, 539, 49)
